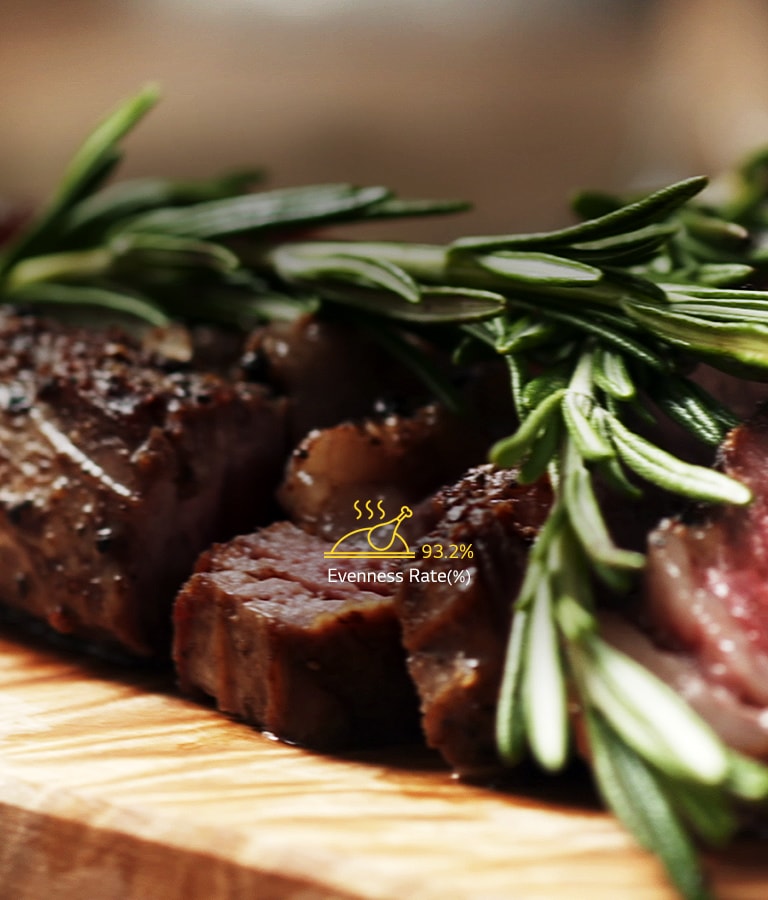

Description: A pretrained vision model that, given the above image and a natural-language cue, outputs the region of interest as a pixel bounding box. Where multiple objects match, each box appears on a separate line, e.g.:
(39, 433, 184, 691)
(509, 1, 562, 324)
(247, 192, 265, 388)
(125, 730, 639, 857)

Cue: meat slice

(394, 465, 552, 777)
(173, 521, 420, 750)
(0, 310, 287, 657)
(631, 406, 768, 757)
(278, 402, 505, 543)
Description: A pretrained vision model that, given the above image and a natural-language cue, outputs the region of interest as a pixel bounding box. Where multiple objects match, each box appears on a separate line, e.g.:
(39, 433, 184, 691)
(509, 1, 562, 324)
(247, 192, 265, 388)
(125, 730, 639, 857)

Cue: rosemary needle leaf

(492, 315, 562, 354)
(523, 578, 568, 771)
(592, 347, 635, 400)
(564, 466, 645, 571)
(664, 304, 768, 324)
(678, 231, 737, 265)
(504, 353, 526, 412)
(519, 415, 561, 484)
(120, 183, 392, 238)
(725, 750, 768, 801)
(8, 281, 170, 328)
(659, 264, 755, 287)
(652, 377, 730, 446)
(553, 531, 601, 616)
(584, 638, 730, 784)
(160, 287, 312, 329)
(0, 87, 160, 274)
(110, 232, 240, 274)
(460, 320, 497, 350)
(680, 209, 750, 250)
(450, 176, 708, 253)
(513, 506, 566, 612)
(555, 594, 596, 643)
(54, 151, 124, 222)
(520, 371, 570, 411)
(416, 287, 509, 320)
(291, 282, 505, 323)
(5, 248, 112, 290)
(64, 170, 265, 242)
(655, 773, 737, 846)
(608, 415, 752, 505)
(562, 392, 614, 462)
(586, 713, 714, 900)
(666, 285, 768, 306)
(691, 263, 755, 286)
(474, 251, 603, 285)
(563, 223, 679, 266)
(358, 196, 471, 220)
(490, 388, 567, 467)
(55, 85, 160, 212)
(626, 300, 768, 378)
(269, 247, 421, 303)
(495, 608, 531, 765)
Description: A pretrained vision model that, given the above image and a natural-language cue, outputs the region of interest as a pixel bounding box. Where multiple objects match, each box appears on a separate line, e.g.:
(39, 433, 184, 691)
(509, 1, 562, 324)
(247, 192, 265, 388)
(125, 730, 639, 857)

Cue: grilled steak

(173, 521, 420, 750)
(0, 310, 287, 657)
(620, 406, 768, 757)
(394, 465, 552, 777)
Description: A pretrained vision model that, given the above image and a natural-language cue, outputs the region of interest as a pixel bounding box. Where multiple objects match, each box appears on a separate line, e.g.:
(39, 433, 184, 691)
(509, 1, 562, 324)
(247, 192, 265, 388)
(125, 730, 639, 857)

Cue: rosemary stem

(264, 240, 672, 321)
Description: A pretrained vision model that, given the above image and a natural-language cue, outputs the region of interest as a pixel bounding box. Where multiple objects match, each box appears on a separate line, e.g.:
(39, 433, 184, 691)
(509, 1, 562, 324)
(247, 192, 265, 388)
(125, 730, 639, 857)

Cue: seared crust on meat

(395, 465, 551, 777)
(173, 521, 420, 750)
(0, 310, 287, 656)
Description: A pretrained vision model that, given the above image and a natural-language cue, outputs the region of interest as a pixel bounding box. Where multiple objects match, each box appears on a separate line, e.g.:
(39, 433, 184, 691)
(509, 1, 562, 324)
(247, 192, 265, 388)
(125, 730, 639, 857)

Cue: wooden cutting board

(0, 624, 765, 900)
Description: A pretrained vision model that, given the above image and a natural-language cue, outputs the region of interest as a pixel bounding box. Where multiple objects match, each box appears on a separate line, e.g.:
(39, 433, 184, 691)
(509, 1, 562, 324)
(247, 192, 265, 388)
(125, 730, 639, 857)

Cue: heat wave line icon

(324, 501, 415, 559)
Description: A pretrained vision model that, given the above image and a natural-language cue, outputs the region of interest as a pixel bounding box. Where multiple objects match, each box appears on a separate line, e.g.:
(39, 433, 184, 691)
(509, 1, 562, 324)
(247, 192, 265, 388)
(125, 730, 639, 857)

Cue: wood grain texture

(0, 625, 764, 900)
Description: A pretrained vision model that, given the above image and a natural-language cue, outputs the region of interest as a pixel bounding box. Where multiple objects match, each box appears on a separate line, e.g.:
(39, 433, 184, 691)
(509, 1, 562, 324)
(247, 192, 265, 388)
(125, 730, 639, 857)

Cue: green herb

(4, 86, 768, 899)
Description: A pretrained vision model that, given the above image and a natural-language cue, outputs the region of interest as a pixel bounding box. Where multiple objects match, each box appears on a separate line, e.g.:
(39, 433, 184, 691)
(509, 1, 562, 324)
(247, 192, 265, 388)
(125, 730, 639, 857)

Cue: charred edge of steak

(395, 464, 552, 778)
(0, 309, 289, 657)
(173, 521, 421, 751)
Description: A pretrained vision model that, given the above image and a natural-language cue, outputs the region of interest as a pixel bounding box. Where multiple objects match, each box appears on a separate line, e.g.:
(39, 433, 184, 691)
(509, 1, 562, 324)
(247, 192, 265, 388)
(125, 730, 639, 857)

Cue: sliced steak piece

(0, 310, 287, 657)
(634, 406, 768, 756)
(394, 465, 552, 778)
(278, 403, 503, 543)
(173, 521, 420, 750)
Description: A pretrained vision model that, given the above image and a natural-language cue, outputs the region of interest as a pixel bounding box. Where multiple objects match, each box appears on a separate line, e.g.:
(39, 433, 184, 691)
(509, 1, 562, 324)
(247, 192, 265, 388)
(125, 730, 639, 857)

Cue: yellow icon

(324, 502, 415, 559)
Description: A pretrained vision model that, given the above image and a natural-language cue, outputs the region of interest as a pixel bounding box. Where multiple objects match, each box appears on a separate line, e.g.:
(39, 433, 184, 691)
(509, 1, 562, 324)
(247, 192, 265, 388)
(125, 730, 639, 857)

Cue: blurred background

(3, 0, 768, 240)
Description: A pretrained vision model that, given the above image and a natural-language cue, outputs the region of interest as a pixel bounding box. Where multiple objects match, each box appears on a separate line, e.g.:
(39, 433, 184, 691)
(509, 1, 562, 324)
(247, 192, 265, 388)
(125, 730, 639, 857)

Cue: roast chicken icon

(324, 502, 415, 559)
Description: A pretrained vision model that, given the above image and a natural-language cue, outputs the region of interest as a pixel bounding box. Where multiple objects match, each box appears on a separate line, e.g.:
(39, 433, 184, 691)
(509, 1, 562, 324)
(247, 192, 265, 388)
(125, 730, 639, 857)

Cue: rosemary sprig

(5, 87, 768, 899)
